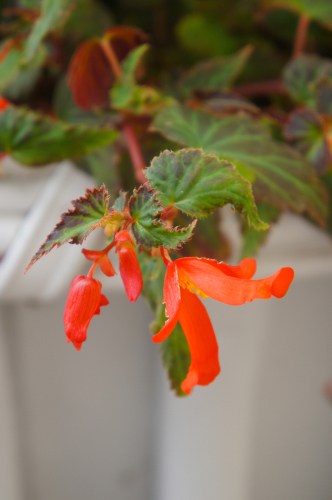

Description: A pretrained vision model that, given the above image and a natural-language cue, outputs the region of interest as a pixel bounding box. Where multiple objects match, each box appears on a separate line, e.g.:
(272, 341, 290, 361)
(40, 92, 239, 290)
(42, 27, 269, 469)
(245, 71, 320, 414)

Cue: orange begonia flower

(64, 275, 109, 350)
(153, 256, 294, 394)
(0, 97, 9, 160)
(115, 229, 143, 302)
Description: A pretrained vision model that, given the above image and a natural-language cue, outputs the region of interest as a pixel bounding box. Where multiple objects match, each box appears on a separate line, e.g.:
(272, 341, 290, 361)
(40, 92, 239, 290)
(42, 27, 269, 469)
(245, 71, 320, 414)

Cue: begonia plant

(0, 0, 331, 394)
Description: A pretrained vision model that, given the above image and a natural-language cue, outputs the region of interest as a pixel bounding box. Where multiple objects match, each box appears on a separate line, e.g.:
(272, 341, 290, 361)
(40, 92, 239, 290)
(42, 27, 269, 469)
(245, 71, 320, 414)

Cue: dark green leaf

(285, 109, 331, 173)
(27, 185, 110, 270)
(146, 148, 267, 230)
(152, 105, 328, 226)
(180, 46, 253, 95)
(283, 55, 332, 108)
(261, 0, 332, 28)
(129, 185, 196, 249)
(0, 105, 118, 165)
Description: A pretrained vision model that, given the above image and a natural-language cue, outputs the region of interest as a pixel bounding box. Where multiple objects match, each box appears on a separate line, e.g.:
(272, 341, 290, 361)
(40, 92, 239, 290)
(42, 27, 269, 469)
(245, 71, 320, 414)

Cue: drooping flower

(115, 229, 143, 302)
(64, 275, 109, 350)
(153, 255, 294, 394)
(0, 97, 9, 160)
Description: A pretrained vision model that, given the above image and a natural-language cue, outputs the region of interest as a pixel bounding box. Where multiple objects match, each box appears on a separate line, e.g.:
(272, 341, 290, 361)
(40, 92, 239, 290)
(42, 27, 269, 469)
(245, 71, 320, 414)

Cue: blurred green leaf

(285, 109, 331, 172)
(111, 44, 174, 114)
(23, 0, 72, 62)
(0, 105, 118, 165)
(261, 0, 332, 29)
(146, 148, 267, 229)
(180, 46, 253, 96)
(283, 55, 332, 108)
(176, 13, 238, 57)
(152, 105, 328, 226)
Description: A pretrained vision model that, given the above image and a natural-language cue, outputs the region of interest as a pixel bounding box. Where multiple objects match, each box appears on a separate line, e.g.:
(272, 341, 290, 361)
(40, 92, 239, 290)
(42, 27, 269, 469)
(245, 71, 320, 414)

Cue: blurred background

(1, 0, 332, 499)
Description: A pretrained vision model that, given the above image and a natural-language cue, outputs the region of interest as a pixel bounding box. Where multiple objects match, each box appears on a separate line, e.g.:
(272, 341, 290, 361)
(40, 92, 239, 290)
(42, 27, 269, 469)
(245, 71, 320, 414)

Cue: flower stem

(234, 79, 286, 97)
(99, 38, 147, 184)
(292, 14, 309, 58)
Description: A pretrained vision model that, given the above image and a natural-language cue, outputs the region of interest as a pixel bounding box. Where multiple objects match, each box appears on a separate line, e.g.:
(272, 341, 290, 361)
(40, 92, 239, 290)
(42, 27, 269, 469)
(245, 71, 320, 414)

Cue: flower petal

(179, 259, 294, 305)
(152, 262, 181, 343)
(118, 244, 143, 301)
(177, 257, 256, 278)
(178, 288, 220, 394)
(64, 275, 108, 350)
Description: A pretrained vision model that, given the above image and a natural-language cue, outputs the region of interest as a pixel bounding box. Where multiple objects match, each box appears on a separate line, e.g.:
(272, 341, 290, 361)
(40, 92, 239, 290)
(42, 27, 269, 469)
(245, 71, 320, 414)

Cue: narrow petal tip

(272, 267, 295, 298)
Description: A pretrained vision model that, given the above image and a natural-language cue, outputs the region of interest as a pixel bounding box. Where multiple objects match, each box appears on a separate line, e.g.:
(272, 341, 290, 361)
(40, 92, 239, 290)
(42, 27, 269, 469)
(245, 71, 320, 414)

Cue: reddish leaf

(26, 185, 110, 271)
(67, 26, 148, 110)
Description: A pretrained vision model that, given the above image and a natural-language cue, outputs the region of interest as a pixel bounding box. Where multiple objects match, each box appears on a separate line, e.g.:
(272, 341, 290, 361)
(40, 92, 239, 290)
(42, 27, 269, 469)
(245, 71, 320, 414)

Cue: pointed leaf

(152, 104, 328, 226)
(27, 185, 110, 270)
(146, 148, 267, 230)
(0, 105, 118, 165)
(180, 46, 253, 96)
(111, 44, 174, 114)
(129, 185, 196, 249)
(23, 0, 72, 62)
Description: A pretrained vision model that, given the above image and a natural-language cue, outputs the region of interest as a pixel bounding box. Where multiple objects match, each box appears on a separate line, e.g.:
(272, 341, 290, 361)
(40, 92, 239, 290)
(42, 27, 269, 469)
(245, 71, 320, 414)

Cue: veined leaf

(27, 185, 110, 270)
(0, 105, 118, 165)
(180, 46, 253, 96)
(129, 185, 196, 249)
(283, 55, 332, 108)
(285, 109, 331, 173)
(24, 0, 72, 62)
(151, 105, 328, 226)
(146, 148, 267, 230)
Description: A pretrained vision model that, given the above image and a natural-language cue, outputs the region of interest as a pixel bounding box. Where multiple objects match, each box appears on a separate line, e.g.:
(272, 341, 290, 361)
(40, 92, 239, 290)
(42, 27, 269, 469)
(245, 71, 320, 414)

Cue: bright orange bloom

(0, 97, 9, 160)
(0, 97, 9, 111)
(153, 256, 294, 394)
(115, 229, 143, 302)
(64, 275, 109, 350)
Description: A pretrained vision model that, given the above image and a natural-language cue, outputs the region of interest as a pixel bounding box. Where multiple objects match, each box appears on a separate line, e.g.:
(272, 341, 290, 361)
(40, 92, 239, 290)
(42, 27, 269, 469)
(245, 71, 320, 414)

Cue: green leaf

(0, 105, 118, 165)
(283, 55, 332, 108)
(151, 104, 328, 226)
(241, 203, 280, 258)
(139, 251, 190, 397)
(129, 185, 196, 249)
(27, 185, 110, 270)
(111, 44, 174, 114)
(261, 0, 332, 28)
(285, 109, 331, 173)
(160, 322, 190, 397)
(146, 148, 267, 230)
(180, 46, 253, 96)
(24, 0, 72, 62)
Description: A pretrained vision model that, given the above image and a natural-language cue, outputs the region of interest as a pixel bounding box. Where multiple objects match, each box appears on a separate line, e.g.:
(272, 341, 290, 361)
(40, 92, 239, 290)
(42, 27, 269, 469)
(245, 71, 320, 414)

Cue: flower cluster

(64, 229, 143, 350)
(64, 231, 294, 393)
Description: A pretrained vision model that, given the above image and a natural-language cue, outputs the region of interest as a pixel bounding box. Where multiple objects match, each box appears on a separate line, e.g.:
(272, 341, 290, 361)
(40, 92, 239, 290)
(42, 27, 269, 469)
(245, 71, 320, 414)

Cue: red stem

(99, 38, 147, 184)
(234, 79, 287, 97)
(292, 15, 309, 58)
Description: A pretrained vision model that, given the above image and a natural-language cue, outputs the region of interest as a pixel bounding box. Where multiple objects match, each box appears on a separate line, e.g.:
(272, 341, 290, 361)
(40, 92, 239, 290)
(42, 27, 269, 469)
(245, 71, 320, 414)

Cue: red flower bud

(115, 230, 143, 302)
(64, 275, 109, 350)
